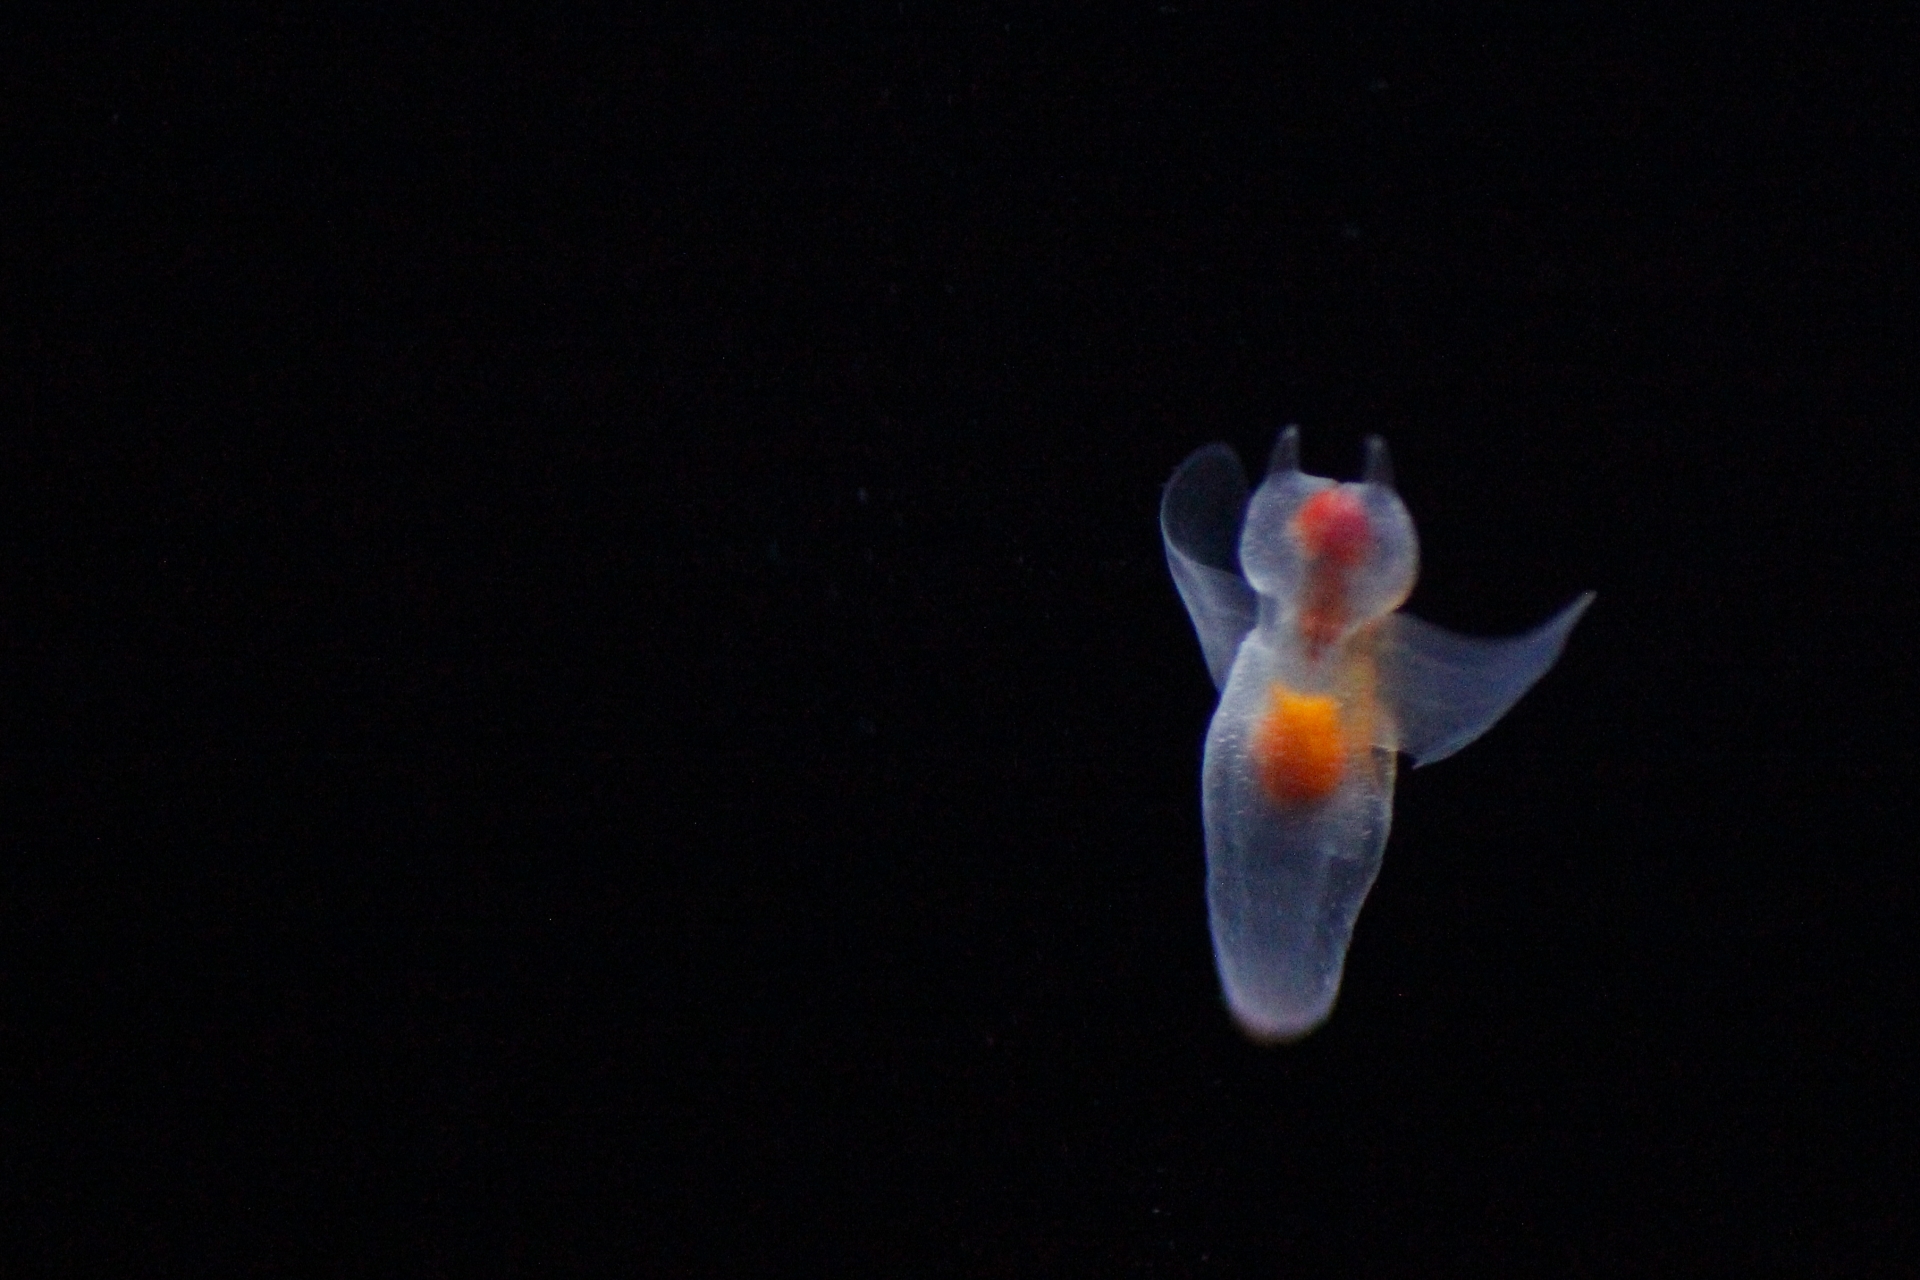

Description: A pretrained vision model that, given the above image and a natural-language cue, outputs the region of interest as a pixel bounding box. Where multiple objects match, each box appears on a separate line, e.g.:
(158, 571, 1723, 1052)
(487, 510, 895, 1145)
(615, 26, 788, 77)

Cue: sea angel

(1161, 428, 1592, 1041)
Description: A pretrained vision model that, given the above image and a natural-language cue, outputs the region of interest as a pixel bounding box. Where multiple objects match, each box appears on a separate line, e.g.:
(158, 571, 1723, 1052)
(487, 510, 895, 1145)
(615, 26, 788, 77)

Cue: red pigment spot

(1294, 489, 1370, 567)
(1292, 488, 1373, 655)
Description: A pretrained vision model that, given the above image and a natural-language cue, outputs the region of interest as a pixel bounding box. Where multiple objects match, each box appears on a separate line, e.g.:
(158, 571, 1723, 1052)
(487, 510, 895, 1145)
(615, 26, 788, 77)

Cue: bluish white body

(1162, 430, 1592, 1040)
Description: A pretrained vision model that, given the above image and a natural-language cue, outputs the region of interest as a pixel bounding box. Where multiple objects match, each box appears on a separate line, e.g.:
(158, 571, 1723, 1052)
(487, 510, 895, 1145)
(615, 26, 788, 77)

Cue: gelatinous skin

(1162, 429, 1593, 1041)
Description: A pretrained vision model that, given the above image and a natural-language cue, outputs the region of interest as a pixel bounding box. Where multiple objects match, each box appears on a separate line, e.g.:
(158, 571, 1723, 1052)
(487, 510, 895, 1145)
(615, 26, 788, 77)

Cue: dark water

(5, 4, 1916, 1273)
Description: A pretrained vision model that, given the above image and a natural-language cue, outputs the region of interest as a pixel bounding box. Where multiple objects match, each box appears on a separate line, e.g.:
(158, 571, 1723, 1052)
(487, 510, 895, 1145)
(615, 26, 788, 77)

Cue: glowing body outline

(1162, 430, 1592, 1040)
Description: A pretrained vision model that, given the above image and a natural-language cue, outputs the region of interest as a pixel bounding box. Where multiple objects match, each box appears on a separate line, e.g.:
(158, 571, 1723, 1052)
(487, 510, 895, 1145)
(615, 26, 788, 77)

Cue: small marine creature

(1162, 429, 1592, 1041)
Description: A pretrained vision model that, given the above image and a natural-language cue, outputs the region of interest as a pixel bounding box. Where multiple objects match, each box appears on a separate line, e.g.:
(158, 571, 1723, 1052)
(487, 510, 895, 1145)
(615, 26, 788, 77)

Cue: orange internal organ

(1250, 684, 1349, 804)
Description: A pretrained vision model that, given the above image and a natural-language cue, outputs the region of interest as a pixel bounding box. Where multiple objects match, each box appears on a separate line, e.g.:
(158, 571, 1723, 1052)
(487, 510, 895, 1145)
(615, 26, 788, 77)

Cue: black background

(4, 4, 1917, 1273)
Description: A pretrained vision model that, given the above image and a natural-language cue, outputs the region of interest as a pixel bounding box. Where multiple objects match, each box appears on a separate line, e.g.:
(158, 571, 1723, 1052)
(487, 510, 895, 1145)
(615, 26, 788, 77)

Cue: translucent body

(1162, 430, 1593, 1041)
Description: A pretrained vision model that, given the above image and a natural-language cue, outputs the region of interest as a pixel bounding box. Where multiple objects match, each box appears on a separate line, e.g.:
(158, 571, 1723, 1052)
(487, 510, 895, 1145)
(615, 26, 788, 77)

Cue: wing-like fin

(1161, 444, 1258, 691)
(1380, 592, 1595, 766)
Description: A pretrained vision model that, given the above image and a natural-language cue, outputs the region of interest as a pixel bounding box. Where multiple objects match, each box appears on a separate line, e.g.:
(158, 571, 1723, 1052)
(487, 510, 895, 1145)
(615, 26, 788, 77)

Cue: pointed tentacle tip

(1268, 424, 1302, 474)
(1361, 435, 1394, 488)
